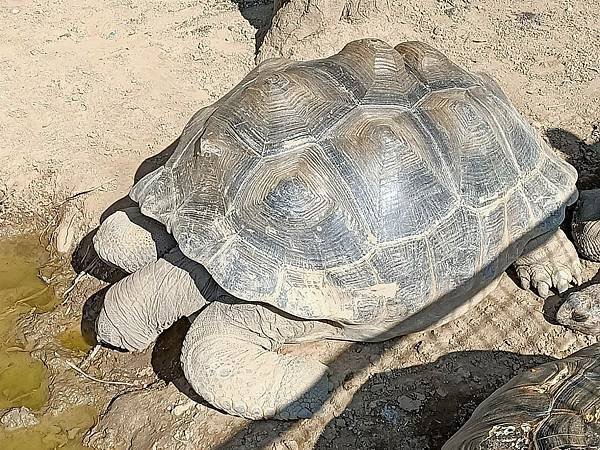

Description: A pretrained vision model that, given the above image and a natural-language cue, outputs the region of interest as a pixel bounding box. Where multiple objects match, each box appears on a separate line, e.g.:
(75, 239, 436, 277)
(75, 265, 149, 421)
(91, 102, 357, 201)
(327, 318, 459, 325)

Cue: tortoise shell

(444, 343, 600, 449)
(130, 39, 577, 326)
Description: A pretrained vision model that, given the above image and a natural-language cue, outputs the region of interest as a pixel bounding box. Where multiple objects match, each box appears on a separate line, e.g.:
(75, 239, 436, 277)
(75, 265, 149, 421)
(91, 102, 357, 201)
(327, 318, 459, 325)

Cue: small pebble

(172, 400, 198, 417)
(1, 407, 38, 428)
(397, 395, 421, 412)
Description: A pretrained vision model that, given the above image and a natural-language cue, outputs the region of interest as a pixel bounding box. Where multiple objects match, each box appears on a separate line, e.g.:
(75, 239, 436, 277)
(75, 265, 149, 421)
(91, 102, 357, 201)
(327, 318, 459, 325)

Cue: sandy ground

(1, 0, 599, 449)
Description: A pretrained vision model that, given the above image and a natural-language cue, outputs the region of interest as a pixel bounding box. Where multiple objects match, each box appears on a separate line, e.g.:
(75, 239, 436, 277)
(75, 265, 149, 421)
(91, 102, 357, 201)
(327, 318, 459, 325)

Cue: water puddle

(56, 326, 93, 355)
(0, 236, 56, 411)
(0, 235, 98, 448)
(0, 405, 97, 450)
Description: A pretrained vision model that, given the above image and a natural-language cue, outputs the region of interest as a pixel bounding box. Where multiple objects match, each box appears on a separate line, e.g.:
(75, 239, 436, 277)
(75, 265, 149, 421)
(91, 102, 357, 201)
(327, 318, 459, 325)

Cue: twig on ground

(79, 344, 101, 368)
(65, 360, 149, 388)
(59, 178, 117, 206)
(62, 270, 89, 303)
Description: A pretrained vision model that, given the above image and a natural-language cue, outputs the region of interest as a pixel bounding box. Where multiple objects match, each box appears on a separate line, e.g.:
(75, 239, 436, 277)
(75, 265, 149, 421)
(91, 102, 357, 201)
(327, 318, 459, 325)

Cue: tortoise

(92, 39, 586, 420)
(444, 343, 600, 449)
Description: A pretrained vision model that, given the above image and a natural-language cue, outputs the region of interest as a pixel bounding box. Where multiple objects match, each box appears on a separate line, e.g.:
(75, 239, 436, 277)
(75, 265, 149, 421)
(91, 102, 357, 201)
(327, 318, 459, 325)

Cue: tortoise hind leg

(514, 228, 582, 298)
(181, 301, 342, 420)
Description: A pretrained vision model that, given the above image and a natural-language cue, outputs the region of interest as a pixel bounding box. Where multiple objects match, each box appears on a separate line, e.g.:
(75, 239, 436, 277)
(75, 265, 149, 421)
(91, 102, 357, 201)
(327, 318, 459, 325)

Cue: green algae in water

(56, 327, 93, 355)
(0, 237, 99, 449)
(0, 236, 56, 410)
(0, 405, 97, 450)
(0, 351, 49, 410)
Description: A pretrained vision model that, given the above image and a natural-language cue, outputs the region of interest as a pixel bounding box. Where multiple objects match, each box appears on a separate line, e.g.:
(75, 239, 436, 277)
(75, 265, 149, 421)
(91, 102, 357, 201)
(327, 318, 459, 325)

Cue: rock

(397, 395, 421, 412)
(1, 407, 39, 428)
(54, 203, 87, 255)
(171, 401, 194, 417)
(436, 386, 448, 397)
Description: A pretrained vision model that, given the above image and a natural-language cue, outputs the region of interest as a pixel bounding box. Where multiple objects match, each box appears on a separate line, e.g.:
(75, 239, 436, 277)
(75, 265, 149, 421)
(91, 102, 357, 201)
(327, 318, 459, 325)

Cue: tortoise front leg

(96, 249, 212, 351)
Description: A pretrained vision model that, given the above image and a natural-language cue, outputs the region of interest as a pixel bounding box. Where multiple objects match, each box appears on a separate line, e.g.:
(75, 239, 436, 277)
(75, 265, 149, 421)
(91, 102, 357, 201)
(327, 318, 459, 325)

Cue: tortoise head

(556, 285, 600, 336)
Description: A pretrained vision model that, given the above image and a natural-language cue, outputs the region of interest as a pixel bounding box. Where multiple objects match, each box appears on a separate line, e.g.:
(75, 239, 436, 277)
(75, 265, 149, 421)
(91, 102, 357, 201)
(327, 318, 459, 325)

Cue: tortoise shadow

(215, 349, 553, 449)
(315, 350, 552, 449)
(150, 317, 209, 405)
(546, 127, 600, 190)
(80, 286, 107, 347)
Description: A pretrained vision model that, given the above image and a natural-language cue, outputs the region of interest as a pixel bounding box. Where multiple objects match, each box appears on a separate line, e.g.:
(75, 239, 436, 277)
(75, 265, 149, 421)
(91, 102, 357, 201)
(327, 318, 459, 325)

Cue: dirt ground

(1, 0, 599, 449)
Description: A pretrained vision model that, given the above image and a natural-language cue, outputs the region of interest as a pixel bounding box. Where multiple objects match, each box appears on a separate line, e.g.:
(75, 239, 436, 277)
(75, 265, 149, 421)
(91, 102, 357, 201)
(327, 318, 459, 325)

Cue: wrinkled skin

(92, 207, 176, 273)
(93, 206, 342, 419)
(572, 189, 600, 262)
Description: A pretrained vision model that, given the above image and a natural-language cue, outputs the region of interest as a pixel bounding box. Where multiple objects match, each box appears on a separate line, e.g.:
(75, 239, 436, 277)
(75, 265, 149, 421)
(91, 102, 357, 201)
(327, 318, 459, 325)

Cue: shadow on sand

(231, 0, 276, 53)
(546, 126, 600, 190)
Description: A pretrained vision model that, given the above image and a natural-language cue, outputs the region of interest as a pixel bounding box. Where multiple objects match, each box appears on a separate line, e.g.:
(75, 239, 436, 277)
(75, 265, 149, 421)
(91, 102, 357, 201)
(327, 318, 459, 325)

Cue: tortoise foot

(515, 229, 582, 298)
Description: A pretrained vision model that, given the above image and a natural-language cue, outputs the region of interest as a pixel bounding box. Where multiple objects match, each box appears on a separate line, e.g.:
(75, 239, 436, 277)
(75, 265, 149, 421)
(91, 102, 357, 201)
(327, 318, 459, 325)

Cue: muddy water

(0, 236, 56, 411)
(56, 327, 93, 355)
(0, 405, 97, 450)
(0, 236, 96, 449)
